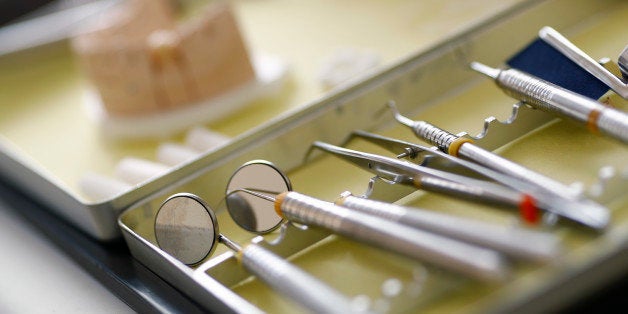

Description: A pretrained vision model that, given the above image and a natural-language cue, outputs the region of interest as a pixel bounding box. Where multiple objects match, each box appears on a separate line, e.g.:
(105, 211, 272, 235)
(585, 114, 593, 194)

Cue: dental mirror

(155, 193, 218, 265)
(154, 192, 361, 313)
(225, 160, 291, 234)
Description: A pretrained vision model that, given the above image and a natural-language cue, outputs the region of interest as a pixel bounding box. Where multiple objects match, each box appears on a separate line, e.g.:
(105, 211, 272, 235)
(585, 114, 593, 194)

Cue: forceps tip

(538, 25, 558, 39)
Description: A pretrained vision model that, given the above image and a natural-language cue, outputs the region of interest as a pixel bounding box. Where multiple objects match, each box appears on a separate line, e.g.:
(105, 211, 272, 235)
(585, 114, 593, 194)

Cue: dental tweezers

(310, 141, 535, 213)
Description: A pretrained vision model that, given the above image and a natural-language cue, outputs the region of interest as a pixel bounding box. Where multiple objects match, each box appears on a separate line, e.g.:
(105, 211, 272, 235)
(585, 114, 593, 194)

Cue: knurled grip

(597, 108, 628, 144)
(498, 70, 559, 114)
(412, 121, 458, 151)
(497, 68, 628, 144)
(280, 192, 507, 282)
(280, 191, 346, 230)
(240, 244, 357, 314)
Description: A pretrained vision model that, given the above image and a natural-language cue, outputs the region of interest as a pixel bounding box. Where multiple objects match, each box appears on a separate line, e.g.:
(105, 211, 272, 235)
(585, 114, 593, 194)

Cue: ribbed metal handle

(411, 121, 458, 151)
(497, 68, 628, 144)
(498, 69, 560, 114)
(337, 194, 561, 262)
(597, 108, 628, 144)
(240, 244, 358, 314)
(279, 192, 508, 282)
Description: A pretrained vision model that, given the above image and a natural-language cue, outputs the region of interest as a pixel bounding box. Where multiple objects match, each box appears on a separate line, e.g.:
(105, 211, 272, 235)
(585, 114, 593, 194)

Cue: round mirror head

(154, 193, 219, 265)
(225, 160, 292, 234)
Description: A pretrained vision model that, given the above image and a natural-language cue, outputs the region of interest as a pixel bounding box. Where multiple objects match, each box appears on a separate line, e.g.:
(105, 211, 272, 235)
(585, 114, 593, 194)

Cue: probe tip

(385, 100, 416, 127)
(470, 62, 500, 79)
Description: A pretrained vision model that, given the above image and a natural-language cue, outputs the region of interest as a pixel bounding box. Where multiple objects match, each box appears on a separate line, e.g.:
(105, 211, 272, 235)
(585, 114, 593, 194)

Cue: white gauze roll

(79, 173, 132, 202)
(114, 157, 170, 185)
(185, 127, 231, 152)
(157, 143, 203, 166)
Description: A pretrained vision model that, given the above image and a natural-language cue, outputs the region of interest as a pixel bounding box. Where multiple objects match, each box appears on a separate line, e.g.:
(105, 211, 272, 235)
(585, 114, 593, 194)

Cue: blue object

(507, 38, 609, 100)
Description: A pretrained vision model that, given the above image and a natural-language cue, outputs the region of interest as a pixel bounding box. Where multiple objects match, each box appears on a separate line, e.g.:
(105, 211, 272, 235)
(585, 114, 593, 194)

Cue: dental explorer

(386, 101, 610, 230)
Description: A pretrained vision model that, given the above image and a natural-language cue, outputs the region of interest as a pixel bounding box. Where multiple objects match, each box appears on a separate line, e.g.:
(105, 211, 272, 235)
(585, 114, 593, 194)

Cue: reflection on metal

(154, 192, 359, 314)
(225, 160, 291, 234)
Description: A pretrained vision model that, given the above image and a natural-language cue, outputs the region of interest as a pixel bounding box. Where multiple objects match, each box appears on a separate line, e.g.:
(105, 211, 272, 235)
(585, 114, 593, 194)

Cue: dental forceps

(309, 141, 536, 213)
(385, 102, 610, 230)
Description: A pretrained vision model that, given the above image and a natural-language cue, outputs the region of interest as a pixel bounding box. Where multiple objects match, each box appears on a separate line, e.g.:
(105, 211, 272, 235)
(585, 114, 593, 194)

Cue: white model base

(84, 54, 288, 139)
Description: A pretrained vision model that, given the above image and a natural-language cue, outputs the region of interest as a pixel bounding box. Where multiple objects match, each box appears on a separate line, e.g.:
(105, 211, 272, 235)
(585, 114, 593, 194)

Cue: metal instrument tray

(118, 0, 628, 312)
(0, 0, 540, 241)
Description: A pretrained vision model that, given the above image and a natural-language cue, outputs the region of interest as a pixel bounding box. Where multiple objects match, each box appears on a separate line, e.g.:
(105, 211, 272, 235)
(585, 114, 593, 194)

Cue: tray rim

(116, 0, 628, 312)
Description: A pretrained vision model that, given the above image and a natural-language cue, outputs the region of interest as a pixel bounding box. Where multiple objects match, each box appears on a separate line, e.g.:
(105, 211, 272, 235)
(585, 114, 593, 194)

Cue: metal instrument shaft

(278, 191, 508, 282)
(238, 189, 508, 282)
(336, 191, 561, 262)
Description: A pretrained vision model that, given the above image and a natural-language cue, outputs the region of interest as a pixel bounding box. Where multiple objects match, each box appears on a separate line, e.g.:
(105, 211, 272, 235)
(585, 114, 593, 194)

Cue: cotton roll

(114, 157, 170, 185)
(157, 142, 203, 166)
(185, 127, 230, 152)
(79, 173, 132, 202)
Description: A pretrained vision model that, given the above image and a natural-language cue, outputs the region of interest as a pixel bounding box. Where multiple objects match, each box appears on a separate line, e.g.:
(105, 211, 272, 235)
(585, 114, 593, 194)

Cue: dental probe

(335, 192, 561, 262)
(386, 101, 609, 229)
(471, 61, 628, 144)
(235, 189, 508, 282)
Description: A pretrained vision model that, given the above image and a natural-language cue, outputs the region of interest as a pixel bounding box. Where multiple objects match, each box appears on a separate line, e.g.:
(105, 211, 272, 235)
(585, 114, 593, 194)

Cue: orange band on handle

(586, 109, 602, 134)
(235, 245, 246, 263)
(448, 137, 474, 157)
(275, 192, 288, 217)
(413, 176, 422, 189)
(334, 198, 346, 206)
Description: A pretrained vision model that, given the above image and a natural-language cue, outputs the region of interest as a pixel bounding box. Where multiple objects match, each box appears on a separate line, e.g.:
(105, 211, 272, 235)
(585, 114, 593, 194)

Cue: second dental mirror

(225, 160, 292, 234)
